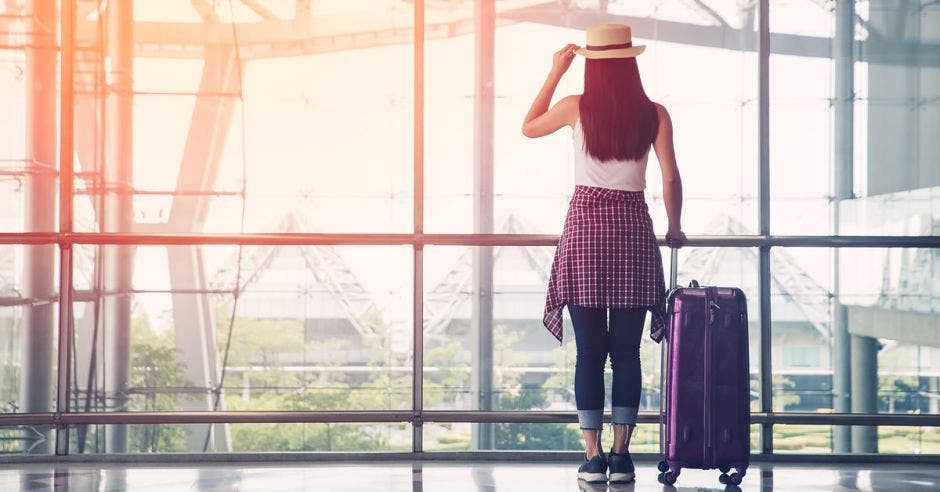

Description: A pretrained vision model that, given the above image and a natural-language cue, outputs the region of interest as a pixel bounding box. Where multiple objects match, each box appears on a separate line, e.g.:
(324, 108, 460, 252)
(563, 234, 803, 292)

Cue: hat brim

(574, 45, 645, 59)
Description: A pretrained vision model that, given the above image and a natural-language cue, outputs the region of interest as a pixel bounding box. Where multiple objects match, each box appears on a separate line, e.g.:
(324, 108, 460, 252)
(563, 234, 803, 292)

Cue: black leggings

(567, 304, 646, 429)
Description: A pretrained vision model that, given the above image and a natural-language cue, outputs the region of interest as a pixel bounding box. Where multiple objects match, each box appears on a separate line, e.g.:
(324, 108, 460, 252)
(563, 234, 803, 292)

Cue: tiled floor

(1, 460, 938, 491)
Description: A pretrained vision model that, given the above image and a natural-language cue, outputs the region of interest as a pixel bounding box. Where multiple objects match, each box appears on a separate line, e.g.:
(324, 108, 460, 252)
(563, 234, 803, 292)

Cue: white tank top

(573, 117, 649, 191)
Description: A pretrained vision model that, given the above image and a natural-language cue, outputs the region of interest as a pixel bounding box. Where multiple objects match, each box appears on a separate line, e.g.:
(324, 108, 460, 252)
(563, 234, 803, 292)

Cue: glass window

(771, 0, 940, 236)
(74, 2, 413, 234)
(426, 2, 757, 235)
(3, 0, 939, 457)
(773, 247, 939, 419)
(1, 22, 57, 233)
(69, 244, 410, 452)
(69, 423, 408, 454)
(0, 244, 60, 455)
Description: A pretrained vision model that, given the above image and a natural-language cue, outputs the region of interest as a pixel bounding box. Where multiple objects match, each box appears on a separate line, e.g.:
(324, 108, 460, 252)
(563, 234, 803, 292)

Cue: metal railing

(4, 410, 940, 427)
(3, 231, 939, 459)
(2, 232, 938, 248)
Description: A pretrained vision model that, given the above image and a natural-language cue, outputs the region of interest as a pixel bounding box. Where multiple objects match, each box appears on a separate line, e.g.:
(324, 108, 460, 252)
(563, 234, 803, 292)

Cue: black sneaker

(577, 453, 608, 483)
(607, 450, 635, 484)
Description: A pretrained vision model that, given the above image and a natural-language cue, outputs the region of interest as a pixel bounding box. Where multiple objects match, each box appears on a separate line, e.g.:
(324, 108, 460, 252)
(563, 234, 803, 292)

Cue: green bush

(436, 434, 469, 445)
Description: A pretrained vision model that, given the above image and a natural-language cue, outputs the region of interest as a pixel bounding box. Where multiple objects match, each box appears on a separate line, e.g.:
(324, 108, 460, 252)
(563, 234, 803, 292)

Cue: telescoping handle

(669, 246, 678, 290)
(660, 246, 679, 456)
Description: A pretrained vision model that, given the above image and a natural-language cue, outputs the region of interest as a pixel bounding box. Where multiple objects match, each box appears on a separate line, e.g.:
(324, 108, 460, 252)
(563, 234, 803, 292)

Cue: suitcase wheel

(658, 471, 677, 485)
(657, 460, 669, 473)
(718, 465, 730, 474)
(719, 472, 743, 486)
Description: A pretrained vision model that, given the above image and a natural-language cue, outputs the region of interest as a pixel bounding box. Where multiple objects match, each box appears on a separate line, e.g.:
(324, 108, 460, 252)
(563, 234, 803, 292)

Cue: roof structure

(209, 211, 385, 338)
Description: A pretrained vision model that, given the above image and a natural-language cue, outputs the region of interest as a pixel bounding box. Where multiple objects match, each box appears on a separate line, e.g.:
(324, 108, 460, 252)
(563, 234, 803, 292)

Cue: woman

(521, 23, 686, 484)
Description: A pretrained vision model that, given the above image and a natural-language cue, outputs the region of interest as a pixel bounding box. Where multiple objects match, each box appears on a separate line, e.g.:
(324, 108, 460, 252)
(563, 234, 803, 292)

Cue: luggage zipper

(704, 288, 718, 469)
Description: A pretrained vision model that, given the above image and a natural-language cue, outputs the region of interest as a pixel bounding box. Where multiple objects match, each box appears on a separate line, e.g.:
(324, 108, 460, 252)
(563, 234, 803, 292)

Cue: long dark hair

(579, 56, 659, 162)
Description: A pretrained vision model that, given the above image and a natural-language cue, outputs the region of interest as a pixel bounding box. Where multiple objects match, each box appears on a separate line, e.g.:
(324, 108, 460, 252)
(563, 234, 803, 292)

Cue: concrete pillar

(470, 0, 495, 450)
(929, 370, 938, 415)
(830, 0, 855, 454)
(168, 245, 229, 452)
(850, 334, 878, 453)
(20, 0, 58, 455)
(831, 304, 852, 452)
(103, 0, 134, 453)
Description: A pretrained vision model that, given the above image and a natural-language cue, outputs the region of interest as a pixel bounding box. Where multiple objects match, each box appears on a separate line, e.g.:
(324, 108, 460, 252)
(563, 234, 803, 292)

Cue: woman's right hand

(666, 228, 687, 248)
(551, 44, 578, 76)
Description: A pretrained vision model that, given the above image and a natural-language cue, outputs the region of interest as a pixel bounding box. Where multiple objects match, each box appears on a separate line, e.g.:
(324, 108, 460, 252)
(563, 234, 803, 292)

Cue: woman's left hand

(551, 44, 578, 76)
(666, 228, 687, 248)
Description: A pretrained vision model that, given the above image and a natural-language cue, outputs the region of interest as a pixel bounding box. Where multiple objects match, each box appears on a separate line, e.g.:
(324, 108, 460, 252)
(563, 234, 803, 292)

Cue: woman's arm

(652, 103, 687, 248)
(521, 44, 578, 138)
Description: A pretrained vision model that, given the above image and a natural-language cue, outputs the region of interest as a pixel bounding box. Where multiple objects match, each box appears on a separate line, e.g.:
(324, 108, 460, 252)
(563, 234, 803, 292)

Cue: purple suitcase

(657, 248, 750, 486)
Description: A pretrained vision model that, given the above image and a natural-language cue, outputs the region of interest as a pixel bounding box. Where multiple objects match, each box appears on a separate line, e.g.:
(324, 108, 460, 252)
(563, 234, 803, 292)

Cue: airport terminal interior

(0, 0, 938, 490)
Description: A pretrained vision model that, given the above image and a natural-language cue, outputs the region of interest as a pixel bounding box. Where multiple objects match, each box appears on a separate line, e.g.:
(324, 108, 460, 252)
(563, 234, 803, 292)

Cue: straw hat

(574, 23, 645, 59)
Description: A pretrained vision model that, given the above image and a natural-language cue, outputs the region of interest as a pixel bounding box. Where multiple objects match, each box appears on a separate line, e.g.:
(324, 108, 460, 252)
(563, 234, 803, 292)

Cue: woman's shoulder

(652, 101, 672, 127)
(652, 101, 668, 115)
(559, 93, 582, 108)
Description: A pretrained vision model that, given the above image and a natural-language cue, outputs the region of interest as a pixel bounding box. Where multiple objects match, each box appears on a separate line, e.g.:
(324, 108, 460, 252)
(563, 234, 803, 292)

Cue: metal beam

(241, 0, 279, 21)
(501, 3, 940, 68)
(3, 1, 940, 64)
(847, 305, 940, 347)
(167, 46, 238, 229)
(159, 43, 239, 453)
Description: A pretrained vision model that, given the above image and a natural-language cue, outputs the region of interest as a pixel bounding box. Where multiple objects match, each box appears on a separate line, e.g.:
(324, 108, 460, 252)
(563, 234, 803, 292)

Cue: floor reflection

(0, 461, 938, 491)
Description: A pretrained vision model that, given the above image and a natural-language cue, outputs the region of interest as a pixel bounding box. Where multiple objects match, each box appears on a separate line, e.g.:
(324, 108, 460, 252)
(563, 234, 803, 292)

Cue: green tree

(216, 306, 407, 451)
(492, 324, 581, 450)
(128, 313, 189, 452)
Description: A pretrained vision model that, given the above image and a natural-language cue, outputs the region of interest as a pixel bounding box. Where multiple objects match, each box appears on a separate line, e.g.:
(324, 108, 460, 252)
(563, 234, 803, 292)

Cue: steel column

(757, 0, 773, 455)
(53, 248, 73, 455)
(54, 0, 76, 457)
(412, 0, 425, 454)
(21, 0, 59, 455)
(470, 0, 495, 451)
(831, 0, 855, 453)
(102, 0, 134, 454)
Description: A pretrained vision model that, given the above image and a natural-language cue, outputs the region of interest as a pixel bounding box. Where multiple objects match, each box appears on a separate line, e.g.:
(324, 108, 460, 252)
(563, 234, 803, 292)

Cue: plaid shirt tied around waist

(542, 184, 667, 344)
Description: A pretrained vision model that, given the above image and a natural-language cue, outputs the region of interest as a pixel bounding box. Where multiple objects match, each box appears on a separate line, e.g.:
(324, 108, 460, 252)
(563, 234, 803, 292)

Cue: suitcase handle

(661, 247, 679, 456)
(669, 247, 678, 290)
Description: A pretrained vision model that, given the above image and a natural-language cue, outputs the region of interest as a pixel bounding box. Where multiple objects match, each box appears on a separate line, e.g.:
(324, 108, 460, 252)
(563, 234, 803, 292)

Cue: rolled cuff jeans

(568, 304, 646, 430)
